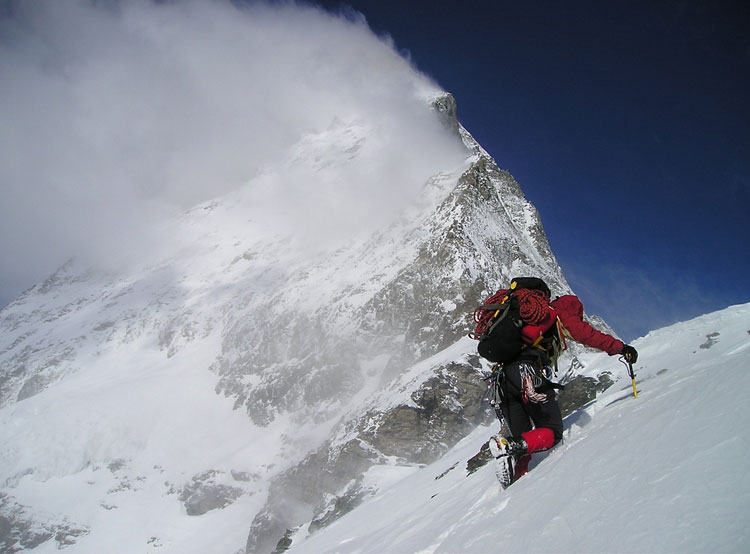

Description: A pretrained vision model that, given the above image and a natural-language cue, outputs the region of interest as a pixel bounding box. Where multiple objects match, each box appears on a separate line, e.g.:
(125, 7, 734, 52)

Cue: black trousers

(498, 360, 564, 444)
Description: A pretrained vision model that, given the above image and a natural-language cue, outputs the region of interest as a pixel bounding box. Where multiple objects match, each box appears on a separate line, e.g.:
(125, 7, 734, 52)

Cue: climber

(479, 279, 638, 487)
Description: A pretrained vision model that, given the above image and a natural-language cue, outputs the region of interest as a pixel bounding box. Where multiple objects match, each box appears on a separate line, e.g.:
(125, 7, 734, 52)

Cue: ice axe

(620, 356, 638, 398)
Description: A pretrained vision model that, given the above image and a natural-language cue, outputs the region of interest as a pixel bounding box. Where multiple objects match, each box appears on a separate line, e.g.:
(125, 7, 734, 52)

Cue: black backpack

(470, 277, 556, 364)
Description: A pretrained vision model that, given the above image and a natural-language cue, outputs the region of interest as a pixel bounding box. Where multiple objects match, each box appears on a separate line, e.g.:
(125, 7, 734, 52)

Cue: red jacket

(550, 295, 624, 355)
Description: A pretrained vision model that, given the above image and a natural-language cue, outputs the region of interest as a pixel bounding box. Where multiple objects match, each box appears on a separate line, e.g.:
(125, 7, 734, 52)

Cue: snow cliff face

(0, 94, 604, 554)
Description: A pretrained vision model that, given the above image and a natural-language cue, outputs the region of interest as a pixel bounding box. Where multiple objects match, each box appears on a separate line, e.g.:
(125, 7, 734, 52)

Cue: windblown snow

(286, 303, 750, 554)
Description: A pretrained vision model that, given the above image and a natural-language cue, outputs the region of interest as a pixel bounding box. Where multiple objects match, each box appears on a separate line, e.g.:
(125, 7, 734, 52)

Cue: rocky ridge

(244, 96, 612, 553)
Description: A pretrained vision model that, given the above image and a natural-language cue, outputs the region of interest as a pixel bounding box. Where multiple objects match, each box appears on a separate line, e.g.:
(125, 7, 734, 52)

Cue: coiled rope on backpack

(515, 288, 550, 325)
(471, 287, 551, 340)
(471, 288, 511, 339)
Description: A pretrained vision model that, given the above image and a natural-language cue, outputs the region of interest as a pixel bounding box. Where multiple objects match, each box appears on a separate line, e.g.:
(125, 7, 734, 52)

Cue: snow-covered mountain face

(0, 90, 577, 553)
(284, 303, 750, 554)
(0, 4, 616, 554)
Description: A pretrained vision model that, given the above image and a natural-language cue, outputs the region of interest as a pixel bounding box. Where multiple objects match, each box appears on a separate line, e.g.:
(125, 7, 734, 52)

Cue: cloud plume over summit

(0, 0, 465, 305)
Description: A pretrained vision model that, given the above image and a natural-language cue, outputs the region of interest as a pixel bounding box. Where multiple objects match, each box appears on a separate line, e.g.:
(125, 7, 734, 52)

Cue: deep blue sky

(315, 0, 749, 341)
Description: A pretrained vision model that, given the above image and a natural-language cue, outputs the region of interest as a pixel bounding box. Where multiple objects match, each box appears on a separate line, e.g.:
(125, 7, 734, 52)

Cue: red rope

(515, 289, 550, 325)
(472, 288, 510, 337)
(472, 287, 551, 338)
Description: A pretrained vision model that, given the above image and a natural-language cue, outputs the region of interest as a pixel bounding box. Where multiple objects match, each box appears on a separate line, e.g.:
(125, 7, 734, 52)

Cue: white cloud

(0, 0, 465, 304)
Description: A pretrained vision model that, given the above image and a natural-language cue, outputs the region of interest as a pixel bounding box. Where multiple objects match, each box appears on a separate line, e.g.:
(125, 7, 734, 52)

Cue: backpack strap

(484, 301, 518, 337)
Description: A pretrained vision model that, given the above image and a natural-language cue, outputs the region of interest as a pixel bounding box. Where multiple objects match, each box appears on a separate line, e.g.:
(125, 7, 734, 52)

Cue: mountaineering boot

(488, 435, 528, 489)
(489, 435, 528, 458)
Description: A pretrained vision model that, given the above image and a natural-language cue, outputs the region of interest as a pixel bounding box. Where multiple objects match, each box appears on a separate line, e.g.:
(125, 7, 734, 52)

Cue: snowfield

(287, 303, 750, 554)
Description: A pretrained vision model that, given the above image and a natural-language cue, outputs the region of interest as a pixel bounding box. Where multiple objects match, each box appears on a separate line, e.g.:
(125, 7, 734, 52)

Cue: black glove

(621, 344, 638, 364)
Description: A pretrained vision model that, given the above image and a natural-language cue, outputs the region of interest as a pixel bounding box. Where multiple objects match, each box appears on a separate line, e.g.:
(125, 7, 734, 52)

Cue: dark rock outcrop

(0, 493, 89, 553)
(179, 471, 244, 516)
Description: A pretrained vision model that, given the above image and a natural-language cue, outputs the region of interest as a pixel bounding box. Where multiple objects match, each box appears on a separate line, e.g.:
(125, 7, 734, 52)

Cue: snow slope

(287, 303, 750, 554)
